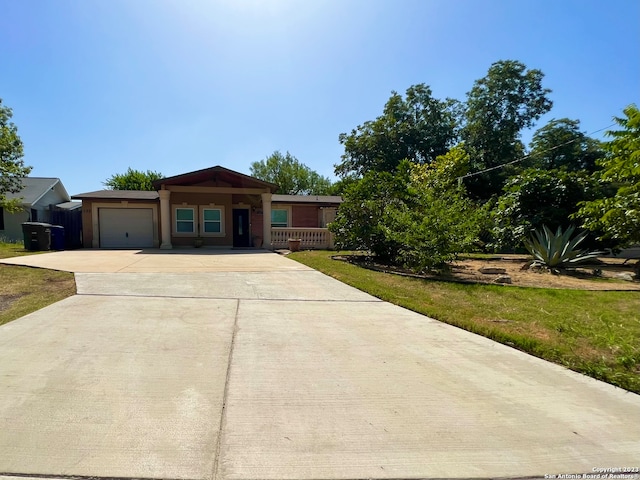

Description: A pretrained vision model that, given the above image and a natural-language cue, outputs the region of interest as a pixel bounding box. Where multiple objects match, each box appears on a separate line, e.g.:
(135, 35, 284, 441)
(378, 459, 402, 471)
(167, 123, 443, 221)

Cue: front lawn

(0, 240, 41, 259)
(0, 242, 76, 326)
(289, 250, 640, 394)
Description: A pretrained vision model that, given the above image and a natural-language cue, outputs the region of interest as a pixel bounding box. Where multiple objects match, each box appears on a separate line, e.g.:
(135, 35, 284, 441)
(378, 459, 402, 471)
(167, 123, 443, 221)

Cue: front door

(232, 209, 250, 247)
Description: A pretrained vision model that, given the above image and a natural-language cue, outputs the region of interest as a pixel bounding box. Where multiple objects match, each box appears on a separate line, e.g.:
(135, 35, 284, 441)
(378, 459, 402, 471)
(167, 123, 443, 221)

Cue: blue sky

(2, 0, 638, 196)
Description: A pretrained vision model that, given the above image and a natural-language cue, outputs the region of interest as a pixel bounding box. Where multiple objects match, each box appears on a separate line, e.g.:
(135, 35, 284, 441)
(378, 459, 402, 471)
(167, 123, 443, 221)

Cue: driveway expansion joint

(211, 298, 240, 479)
(75, 292, 382, 302)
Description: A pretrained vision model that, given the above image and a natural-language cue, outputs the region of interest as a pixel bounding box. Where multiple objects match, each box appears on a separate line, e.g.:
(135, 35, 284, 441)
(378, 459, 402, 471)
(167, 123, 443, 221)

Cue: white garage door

(99, 208, 154, 248)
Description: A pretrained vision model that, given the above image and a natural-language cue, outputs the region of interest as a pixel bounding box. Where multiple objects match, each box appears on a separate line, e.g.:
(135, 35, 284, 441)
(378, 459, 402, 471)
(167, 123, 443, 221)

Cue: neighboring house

(0, 177, 75, 243)
(72, 165, 342, 249)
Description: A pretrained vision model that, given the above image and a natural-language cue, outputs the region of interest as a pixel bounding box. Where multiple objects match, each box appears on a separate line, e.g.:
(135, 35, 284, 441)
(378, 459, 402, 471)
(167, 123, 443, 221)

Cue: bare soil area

(454, 256, 639, 290)
(338, 255, 640, 291)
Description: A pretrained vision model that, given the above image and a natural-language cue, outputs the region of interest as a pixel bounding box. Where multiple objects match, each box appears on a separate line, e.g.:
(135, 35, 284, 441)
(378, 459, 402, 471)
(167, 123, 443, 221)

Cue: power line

(457, 123, 616, 181)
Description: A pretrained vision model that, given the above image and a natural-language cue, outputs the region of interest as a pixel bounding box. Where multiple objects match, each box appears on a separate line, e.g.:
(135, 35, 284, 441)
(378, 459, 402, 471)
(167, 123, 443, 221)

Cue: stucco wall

(80, 199, 161, 248)
(80, 201, 93, 246)
(169, 192, 233, 247)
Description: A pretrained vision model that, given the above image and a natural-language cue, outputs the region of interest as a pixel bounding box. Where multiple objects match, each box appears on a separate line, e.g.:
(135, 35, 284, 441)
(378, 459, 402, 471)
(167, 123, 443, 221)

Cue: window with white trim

(271, 208, 289, 227)
(202, 208, 222, 233)
(175, 207, 195, 233)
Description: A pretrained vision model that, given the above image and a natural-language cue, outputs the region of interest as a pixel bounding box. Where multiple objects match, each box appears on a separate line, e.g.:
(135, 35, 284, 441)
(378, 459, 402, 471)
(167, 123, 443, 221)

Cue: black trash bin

(49, 225, 65, 250)
(21, 222, 52, 251)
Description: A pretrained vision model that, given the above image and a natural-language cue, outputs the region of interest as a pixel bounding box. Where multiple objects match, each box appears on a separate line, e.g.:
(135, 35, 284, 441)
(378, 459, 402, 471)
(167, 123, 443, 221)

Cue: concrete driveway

(0, 249, 639, 480)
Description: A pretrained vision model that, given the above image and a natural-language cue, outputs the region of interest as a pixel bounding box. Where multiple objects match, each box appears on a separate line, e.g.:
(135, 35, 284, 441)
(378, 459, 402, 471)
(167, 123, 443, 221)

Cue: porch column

(261, 192, 272, 249)
(159, 189, 172, 249)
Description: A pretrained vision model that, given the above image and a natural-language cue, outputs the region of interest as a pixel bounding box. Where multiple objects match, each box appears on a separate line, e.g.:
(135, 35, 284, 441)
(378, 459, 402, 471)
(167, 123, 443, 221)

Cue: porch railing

(271, 227, 334, 250)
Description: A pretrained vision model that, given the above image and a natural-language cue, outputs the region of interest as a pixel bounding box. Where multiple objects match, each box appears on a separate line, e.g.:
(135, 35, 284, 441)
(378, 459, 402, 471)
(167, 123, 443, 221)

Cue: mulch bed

(333, 254, 640, 291)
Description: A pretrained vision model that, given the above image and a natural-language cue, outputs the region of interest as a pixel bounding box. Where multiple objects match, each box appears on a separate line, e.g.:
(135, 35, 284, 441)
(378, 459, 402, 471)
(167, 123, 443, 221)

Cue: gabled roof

(5, 177, 70, 206)
(72, 190, 160, 200)
(153, 165, 278, 192)
(272, 194, 343, 204)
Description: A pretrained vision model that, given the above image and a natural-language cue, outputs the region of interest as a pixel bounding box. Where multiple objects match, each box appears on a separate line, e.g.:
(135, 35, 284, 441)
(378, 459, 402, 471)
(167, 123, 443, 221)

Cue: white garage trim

(91, 202, 159, 248)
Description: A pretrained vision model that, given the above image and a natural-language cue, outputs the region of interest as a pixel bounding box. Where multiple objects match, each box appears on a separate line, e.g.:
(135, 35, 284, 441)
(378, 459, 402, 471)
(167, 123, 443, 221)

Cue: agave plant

(523, 225, 601, 272)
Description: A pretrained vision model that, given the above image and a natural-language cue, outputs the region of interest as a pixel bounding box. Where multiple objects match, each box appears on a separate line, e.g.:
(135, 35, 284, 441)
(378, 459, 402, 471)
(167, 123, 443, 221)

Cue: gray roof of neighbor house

(54, 201, 83, 210)
(72, 190, 160, 200)
(5, 177, 70, 206)
(272, 194, 343, 204)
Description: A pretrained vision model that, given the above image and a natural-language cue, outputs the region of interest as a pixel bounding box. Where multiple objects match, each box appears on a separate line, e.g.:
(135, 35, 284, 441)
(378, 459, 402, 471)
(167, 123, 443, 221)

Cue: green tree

(335, 84, 460, 178)
(327, 174, 358, 196)
(330, 161, 484, 271)
(463, 60, 553, 199)
(527, 118, 604, 172)
(490, 168, 606, 251)
(329, 166, 410, 260)
(410, 145, 471, 190)
(250, 151, 332, 195)
(576, 105, 640, 246)
(104, 167, 163, 191)
(0, 98, 32, 212)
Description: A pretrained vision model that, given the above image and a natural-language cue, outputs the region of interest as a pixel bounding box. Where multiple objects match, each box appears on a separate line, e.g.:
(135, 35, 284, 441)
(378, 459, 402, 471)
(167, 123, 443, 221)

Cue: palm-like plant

(523, 225, 601, 272)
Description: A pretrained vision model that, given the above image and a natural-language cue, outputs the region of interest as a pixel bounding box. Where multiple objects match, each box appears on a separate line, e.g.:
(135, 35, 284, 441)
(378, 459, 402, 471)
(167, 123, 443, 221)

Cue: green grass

(289, 250, 640, 394)
(0, 242, 76, 326)
(0, 240, 43, 259)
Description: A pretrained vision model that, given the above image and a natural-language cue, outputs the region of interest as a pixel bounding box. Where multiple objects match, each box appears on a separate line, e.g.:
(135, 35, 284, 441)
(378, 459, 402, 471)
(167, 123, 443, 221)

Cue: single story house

(72, 166, 342, 250)
(1, 177, 79, 243)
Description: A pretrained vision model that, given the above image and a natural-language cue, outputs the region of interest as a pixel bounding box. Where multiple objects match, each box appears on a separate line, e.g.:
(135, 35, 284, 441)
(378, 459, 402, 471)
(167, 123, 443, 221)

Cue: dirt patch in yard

(335, 255, 640, 291)
(0, 294, 20, 314)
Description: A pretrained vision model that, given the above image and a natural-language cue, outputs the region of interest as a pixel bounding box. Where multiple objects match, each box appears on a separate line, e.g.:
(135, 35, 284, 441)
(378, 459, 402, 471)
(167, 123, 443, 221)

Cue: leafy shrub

(330, 160, 486, 271)
(575, 105, 640, 247)
(329, 166, 410, 260)
(490, 168, 607, 252)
